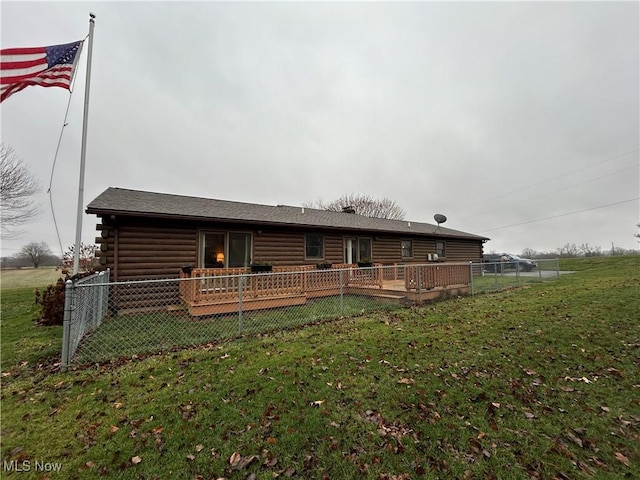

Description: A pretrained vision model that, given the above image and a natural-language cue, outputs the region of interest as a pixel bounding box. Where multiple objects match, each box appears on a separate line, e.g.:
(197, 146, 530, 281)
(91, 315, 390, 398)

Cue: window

(401, 240, 413, 259)
(358, 238, 372, 262)
(436, 241, 446, 258)
(344, 237, 373, 263)
(201, 232, 225, 268)
(305, 234, 324, 259)
(200, 231, 251, 268)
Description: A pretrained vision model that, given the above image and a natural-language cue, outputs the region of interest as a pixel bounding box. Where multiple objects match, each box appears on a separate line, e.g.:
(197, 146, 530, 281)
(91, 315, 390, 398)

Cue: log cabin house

(87, 188, 488, 314)
(88, 187, 488, 281)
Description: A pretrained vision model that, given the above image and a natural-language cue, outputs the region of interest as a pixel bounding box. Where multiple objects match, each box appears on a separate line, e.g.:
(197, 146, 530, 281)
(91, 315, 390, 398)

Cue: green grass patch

(0, 288, 62, 371)
(1, 267, 62, 290)
(1, 255, 639, 479)
(73, 295, 402, 365)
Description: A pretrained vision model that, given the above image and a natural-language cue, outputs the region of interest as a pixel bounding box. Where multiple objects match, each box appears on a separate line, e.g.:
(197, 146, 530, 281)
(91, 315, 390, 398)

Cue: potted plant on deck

(250, 261, 273, 273)
(357, 259, 373, 268)
(316, 262, 333, 270)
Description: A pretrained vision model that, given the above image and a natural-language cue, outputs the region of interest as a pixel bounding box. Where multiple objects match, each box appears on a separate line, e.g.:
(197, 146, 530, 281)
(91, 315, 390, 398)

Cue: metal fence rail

(61, 261, 560, 368)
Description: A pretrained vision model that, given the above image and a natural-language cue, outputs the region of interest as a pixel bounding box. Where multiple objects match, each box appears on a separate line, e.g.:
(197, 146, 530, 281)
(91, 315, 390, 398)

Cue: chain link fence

(61, 260, 560, 368)
(471, 258, 560, 294)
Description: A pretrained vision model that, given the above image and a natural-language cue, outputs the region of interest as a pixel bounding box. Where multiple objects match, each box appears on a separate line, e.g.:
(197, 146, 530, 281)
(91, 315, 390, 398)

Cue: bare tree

(304, 194, 406, 220)
(1, 143, 40, 236)
(557, 243, 579, 258)
(19, 242, 51, 268)
(521, 248, 539, 259)
(578, 243, 602, 257)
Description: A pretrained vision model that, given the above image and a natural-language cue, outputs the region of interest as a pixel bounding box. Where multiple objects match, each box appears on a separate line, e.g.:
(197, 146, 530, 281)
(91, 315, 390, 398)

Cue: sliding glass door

(228, 233, 251, 267)
(201, 232, 251, 268)
(344, 237, 372, 264)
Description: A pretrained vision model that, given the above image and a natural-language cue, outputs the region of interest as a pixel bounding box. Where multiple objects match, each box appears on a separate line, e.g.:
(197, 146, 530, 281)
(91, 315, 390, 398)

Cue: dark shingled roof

(87, 187, 488, 241)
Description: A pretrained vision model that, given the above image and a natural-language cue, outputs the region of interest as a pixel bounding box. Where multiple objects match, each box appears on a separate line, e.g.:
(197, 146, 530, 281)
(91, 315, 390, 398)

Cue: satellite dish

(434, 214, 447, 225)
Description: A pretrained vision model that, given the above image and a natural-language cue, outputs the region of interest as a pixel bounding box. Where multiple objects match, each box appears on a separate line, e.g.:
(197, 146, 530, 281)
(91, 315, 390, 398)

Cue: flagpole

(73, 13, 95, 275)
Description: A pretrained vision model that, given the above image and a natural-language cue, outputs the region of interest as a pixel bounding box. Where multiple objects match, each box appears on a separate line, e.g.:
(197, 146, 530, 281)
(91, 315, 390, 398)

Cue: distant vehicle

(483, 253, 537, 272)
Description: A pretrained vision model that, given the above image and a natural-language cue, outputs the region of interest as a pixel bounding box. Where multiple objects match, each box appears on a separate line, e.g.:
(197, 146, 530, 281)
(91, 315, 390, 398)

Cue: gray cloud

(1, 1, 638, 258)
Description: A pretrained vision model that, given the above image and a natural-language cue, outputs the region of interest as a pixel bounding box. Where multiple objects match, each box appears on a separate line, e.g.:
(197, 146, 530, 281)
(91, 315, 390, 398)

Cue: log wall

(94, 215, 484, 282)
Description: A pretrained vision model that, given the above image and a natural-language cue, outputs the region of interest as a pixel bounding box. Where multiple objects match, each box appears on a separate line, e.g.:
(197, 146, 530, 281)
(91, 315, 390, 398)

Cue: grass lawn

(1, 255, 638, 479)
(1, 267, 63, 290)
(73, 295, 401, 365)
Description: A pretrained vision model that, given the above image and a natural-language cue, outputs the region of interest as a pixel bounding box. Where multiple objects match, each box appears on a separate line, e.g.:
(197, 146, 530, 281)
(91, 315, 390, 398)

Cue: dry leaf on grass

(615, 452, 630, 467)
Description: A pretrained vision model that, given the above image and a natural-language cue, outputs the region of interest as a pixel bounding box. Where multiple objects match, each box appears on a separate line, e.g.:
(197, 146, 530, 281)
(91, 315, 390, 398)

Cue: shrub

(34, 278, 66, 326)
(34, 271, 95, 326)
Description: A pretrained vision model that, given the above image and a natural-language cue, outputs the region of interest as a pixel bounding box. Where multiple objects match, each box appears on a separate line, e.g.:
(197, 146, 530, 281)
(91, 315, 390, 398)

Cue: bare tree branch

(1, 143, 41, 236)
(304, 193, 406, 220)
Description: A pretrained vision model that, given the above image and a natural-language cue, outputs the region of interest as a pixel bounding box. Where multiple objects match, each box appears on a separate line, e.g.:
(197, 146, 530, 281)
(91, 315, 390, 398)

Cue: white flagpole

(73, 13, 95, 275)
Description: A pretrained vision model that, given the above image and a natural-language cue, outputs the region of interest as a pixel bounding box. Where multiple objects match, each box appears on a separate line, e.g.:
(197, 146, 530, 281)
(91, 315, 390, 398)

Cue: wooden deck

(179, 263, 471, 316)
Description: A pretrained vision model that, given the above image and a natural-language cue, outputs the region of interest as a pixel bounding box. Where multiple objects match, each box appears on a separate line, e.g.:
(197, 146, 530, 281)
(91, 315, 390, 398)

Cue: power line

(450, 148, 639, 215)
(458, 163, 639, 222)
(478, 197, 640, 233)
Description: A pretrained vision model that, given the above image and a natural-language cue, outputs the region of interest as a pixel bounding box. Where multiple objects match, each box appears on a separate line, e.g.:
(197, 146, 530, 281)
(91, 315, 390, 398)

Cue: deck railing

(180, 262, 470, 306)
(180, 263, 390, 304)
(180, 266, 316, 304)
(404, 263, 471, 290)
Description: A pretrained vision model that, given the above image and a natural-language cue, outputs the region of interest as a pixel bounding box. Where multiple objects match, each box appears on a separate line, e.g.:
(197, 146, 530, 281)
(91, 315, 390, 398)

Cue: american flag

(1, 40, 84, 102)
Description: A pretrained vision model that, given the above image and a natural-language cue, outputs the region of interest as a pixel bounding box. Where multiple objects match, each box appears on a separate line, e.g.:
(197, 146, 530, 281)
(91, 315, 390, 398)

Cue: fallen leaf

(267, 437, 277, 445)
(229, 452, 258, 470)
(311, 400, 324, 407)
(566, 432, 583, 448)
(607, 367, 624, 379)
(398, 378, 415, 385)
(186, 453, 195, 461)
(229, 452, 241, 467)
(195, 444, 204, 452)
(264, 457, 278, 468)
(109, 425, 119, 433)
(131, 456, 142, 465)
(615, 452, 630, 467)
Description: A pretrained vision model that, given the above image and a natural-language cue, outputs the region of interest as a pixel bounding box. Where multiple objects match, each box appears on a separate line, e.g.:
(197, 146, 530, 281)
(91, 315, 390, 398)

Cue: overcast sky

(1, 1, 639, 259)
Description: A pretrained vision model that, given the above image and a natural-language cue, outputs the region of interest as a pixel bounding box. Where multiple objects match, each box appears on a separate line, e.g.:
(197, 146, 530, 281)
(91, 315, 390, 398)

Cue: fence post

(417, 265, 422, 304)
(339, 269, 344, 316)
(101, 268, 110, 323)
(238, 275, 244, 333)
(538, 261, 543, 281)
(469, 262, 474, 296)
(96, 271, 104, 330)
(556, 258, 560, 277)
(61, 279, 74, 371)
